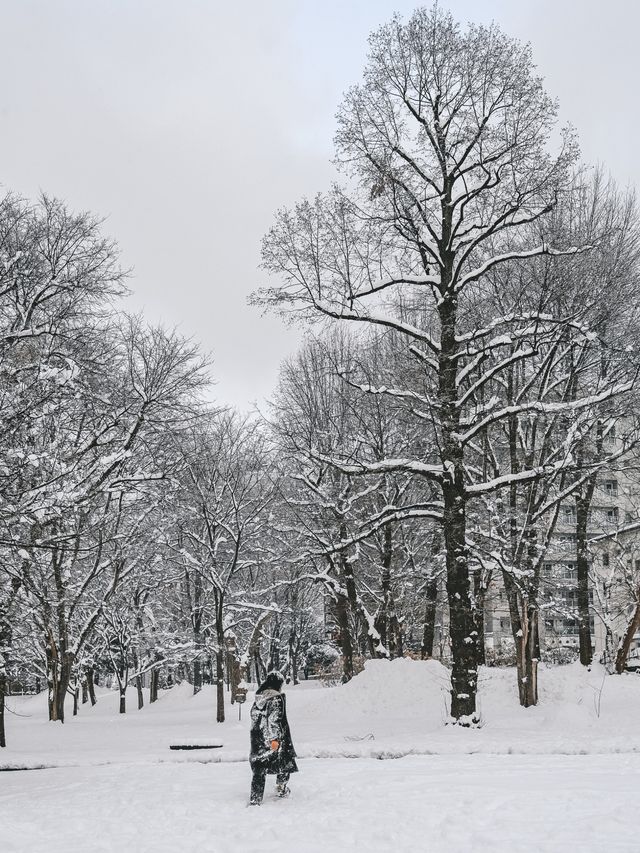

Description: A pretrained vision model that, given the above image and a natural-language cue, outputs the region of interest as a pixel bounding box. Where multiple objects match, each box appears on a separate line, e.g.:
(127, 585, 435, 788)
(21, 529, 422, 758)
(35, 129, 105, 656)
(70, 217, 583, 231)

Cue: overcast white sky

(1, 0, 638, 409)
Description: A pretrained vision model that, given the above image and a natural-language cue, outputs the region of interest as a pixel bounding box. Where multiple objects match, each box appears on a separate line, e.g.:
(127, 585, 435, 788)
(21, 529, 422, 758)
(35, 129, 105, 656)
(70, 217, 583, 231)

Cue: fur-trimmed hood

(253, 689, 281, 710)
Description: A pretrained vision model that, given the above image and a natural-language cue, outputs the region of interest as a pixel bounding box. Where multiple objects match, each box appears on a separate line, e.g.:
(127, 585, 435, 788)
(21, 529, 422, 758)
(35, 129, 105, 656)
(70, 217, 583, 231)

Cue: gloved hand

(270, 740, 280, 751)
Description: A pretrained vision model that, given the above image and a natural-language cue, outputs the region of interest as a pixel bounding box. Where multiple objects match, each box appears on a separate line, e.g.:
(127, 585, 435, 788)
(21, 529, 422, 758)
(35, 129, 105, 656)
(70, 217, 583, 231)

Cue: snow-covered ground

(2, 660, 640, 851)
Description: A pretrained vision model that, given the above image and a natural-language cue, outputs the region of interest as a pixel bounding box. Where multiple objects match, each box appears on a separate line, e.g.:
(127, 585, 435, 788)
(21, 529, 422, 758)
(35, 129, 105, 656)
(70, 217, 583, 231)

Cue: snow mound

(295, 658, 452, 751)
(327, 657, 449, 709)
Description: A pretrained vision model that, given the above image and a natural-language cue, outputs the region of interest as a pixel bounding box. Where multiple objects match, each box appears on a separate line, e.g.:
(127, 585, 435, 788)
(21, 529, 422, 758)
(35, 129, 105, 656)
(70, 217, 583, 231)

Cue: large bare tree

(256, 6, 581, 721)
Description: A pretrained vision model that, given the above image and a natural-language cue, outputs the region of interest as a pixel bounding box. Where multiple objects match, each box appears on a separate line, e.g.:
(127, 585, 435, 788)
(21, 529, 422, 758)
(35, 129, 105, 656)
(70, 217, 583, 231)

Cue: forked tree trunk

(509, 588, 539, 708)
(504, 379, 541, 708)
(502, 572, 538, 706)
(239, 610, 273, 687)
(46, 630, 73, 722)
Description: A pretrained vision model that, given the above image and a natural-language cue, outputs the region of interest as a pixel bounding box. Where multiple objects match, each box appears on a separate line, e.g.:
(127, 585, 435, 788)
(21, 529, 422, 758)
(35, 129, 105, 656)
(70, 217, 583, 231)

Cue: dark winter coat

(249, 688, 298, 775)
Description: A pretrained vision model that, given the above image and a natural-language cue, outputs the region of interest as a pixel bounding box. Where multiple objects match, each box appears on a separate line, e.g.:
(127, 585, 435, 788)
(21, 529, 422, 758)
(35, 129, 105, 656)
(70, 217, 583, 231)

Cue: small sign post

(234, 688, 247, 721)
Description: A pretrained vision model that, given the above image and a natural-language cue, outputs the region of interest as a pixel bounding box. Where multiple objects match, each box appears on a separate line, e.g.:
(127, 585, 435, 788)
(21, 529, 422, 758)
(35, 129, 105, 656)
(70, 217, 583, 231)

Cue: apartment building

(486, 437, 640, 663)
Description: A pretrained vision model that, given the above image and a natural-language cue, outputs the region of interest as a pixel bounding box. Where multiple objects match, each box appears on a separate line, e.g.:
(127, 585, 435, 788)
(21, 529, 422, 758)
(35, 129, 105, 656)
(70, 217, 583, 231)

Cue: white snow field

(2, 659, 640, 852)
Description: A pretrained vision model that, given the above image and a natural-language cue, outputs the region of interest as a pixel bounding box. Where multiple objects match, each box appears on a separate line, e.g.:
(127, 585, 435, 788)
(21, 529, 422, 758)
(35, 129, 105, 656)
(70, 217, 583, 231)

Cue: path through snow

(3, 754, 637, 853)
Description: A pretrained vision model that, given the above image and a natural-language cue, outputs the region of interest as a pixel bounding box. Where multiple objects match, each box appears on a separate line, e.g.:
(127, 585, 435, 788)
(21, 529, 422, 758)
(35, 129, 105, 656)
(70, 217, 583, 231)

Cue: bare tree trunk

(131, 649, 144, 709)
(267, 615, 281, 671)
(615, 594, 640, 674)
(334, 589, 354, 682)
(149, 667, 159, 703)
(228, 641, 241, 698)
(215, 593, 225, 723)
(473, 572, 488, 666)
(289, 630, 299, 685)
(521, 603, 539, 707)
(253, 651, 267, 684)
(443, 487, 478, 721)
(439, 290, 478, 723)
(504, 380, 540, 708)
(421, 577, 439, 658)
(192, 570, 203, 695)
(509, 590, 539, 708)
(576, 487, 596, 665)
(118, 657, 128, 715)
(502, 571, 535, 706)
(0, 607, 10, 746)
(340, 540, 370, 657)
(375, 523, 395, 658)
(421, 531, 442, 659)
(215, 650, 225, 723)
(46, 629, 58, 721)
(86, 667, 97, 706)
(55, 651, 74, 722)
(0, 671, 6, 747)
(45, 629, 72, 722)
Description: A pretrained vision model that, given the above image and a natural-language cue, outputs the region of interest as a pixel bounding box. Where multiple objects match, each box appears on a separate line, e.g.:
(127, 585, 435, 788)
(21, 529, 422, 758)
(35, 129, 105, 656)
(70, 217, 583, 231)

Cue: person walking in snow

(249, 670, 298, 805)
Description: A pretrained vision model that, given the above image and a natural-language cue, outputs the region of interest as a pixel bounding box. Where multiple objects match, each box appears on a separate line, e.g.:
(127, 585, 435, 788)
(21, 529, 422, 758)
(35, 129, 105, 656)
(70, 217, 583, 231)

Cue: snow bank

(2, 659, 640, 771)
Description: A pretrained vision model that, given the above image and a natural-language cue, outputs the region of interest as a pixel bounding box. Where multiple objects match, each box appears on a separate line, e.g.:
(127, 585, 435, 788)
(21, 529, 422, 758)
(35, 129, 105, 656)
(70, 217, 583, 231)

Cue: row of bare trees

(0, 194, 321, 747)
(4, 5, 640, 746)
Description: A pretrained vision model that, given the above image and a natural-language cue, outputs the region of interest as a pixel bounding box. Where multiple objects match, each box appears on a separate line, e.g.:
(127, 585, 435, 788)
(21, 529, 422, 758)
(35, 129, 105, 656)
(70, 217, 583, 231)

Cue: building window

(603, 553, 610, 567)
(563, 506, 576, 523)
(604, 480, 618, 497)
(604, 425, 616, 445)
(500, 617, 511, 632)
(561, 562, 577, 581)
(542, 562, 553, 578)
(563, 589, 579, 607)
(606, 507, 619, 523)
